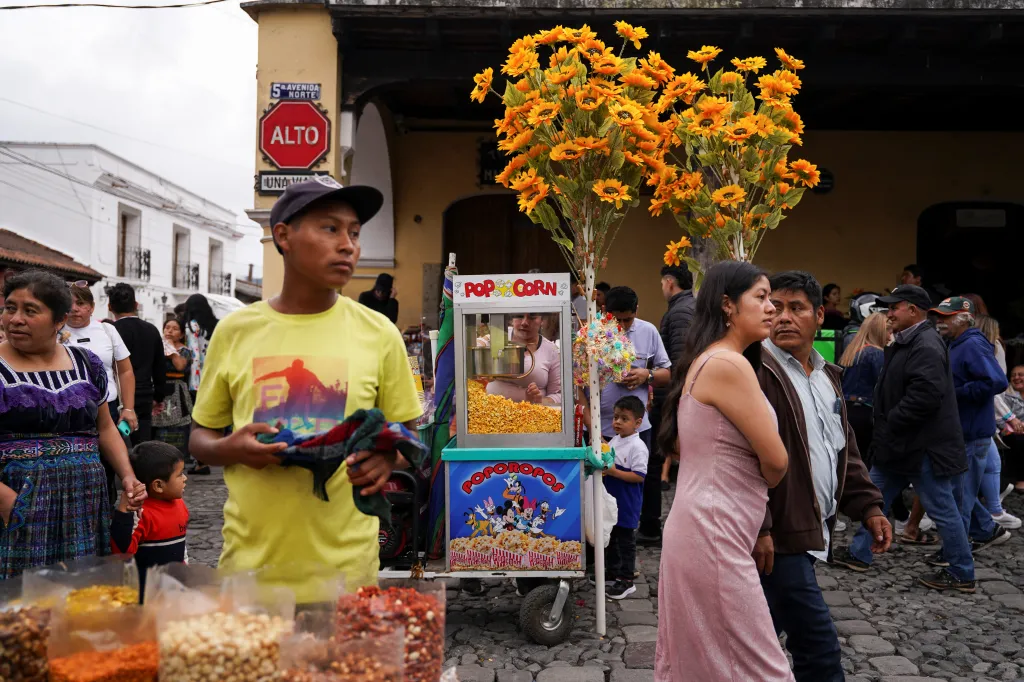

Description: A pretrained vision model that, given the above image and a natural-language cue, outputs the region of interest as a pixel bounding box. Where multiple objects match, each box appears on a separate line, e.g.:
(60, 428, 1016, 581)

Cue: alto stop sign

(259, 101, 331, 170)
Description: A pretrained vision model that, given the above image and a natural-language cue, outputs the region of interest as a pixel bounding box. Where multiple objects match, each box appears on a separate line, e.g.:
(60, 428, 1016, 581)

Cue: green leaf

(619, 57, 638, 75)
(750, 203, 770, 215)
(734, 92, 756, 118)
(610, 150, 625, 172)
(784, 187, 806, 209)
(552, 174, 578, 196)
(553, 235, 574, 250)
(597, 116, 615, 138)
(697, 152, 718, 167)
(765, 211, 783, 230)
(768, 130, 794, 146)
(740, 169, 761, 185)
(723, 218, 743, 238)
(502, 80, 525, 108)
(708, 67, 724, 94)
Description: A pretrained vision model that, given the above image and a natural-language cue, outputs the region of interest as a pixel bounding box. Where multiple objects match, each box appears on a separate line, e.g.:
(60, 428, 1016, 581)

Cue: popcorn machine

(440, 272, 585, 645)
(451, 272, 574, 448)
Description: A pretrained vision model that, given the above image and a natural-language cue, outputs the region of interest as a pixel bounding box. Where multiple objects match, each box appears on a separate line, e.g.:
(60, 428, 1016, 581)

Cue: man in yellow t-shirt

(190, 177, 422, 597)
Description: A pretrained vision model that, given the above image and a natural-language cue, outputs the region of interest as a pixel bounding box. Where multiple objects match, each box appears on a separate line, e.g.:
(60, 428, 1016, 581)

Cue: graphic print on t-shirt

(252, 356, 348, 435)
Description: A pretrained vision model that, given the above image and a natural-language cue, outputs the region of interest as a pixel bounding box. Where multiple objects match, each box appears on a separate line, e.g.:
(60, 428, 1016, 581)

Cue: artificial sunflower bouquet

(470, 22, 817, 286)
(657, 47, 818, 280)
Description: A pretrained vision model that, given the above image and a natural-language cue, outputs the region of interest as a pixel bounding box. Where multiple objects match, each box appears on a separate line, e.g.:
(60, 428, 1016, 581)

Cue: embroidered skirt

(0, 436, 111, 579)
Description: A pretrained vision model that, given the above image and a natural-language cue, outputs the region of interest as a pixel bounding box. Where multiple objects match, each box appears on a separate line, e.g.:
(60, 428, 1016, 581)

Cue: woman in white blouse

(485, 312, 561, 405)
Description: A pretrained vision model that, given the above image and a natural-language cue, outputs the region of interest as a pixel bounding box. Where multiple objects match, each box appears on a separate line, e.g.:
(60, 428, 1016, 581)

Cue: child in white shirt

(603, 395, 649, 599)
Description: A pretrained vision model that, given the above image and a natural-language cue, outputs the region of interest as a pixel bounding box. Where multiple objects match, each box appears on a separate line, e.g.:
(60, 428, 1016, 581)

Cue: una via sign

(271, 82, 321, 100)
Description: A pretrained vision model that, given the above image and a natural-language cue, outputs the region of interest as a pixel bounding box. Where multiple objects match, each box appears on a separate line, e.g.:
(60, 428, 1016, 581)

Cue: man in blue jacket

(932, 297, 1012, 553)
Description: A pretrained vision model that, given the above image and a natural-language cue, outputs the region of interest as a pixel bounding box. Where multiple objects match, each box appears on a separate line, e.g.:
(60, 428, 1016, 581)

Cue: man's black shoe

(830, 547, 870, 573)
(919, 568, 975, 593)
(636, 532, 662, 547)
(925, 549, 950, 568)
(607, 580, 637, 600)
(971, 526, 1011, 554)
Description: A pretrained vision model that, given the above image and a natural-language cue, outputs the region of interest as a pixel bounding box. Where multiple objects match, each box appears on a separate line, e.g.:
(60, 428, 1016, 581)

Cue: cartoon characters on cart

(466, 473, 565, 539)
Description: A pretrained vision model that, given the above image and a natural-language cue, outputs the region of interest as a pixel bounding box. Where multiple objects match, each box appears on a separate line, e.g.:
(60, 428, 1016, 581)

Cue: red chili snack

(334, 586, 445, 682)
(0, 606, 50, 682)
(49, 641, 158, 682)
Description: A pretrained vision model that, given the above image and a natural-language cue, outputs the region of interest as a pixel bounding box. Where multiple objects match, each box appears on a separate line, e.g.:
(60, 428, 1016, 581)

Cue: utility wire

(0, 0, 227, 9)
(0, 96, 250, 169)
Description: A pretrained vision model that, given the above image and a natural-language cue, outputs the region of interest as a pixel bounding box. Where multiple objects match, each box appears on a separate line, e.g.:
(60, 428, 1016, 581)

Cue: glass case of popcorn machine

(451, 272, 574, 449)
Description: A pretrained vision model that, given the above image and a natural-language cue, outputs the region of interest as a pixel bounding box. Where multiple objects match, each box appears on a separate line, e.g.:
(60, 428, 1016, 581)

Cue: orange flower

(774, 47, 805, 71)
(574, 136, 610, 155)
(498, 128, 534, 153)
(517, 180, 550, 214)
(470, 68, 493, 104)
(723, 121, 755, 144)
(730, 56, 767, 73)
(623, 150, 646, 166)
(650, 196, 668, 217)
(510, 167, 541, 192)
(719, 71, 743, 91)
(514, 77, 532, 93)
(687, 45, 722, 71)
(563, 24, 597, 44)
(580, 38, 612, 63)
(663, 238, 691, 266)
(697, 95, 732, 117)
(587, 77, 621, 97)
(593, 179, 631, 209)
(549, 46, 574, 68)
(738, 113, 776, 137)
(780, 110, 804, 135)
(592, 56, 622, 76)
(756, 74, 797, 99)
(534, 26, 565, 45)
(546, 64, 577, 85)
(494, 154, 530, 188)
(770, 181, 793, 208)
(526, 101, 560, 126)
(787, 159, 820, 188)
(614, 21, 648, 50)
(774, 69, 802, 93)
(503, 48, 540, 77)
(686, 111, 724, 137)
(609, 99, 645, 129)
(640, 51, 675, 85)
(574, 87, 605, 111)
(550, 141, 584, 162)
(620, 70, 657, 89)
(712, 184, 747, 208)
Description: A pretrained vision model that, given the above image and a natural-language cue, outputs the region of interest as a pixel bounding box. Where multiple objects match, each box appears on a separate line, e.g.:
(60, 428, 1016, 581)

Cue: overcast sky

(0, 0, 263, 277)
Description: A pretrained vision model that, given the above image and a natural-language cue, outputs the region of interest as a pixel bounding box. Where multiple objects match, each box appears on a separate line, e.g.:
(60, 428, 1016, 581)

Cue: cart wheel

(520, 582, 574, 646)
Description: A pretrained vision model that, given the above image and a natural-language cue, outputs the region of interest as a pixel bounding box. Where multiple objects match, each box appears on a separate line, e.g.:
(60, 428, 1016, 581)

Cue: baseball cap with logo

(930, 296, 975, 316)
(270, 176, 384, 229)
(876, 284, 932, 310)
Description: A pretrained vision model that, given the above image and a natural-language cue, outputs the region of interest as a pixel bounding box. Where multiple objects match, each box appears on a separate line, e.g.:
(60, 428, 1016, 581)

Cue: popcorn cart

(445, 272, 585, 644)
(379, 271, 588, 645)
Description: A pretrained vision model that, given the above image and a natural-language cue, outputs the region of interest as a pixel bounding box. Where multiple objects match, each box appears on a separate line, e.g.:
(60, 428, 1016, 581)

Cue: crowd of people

(1, 174, 1021, 682)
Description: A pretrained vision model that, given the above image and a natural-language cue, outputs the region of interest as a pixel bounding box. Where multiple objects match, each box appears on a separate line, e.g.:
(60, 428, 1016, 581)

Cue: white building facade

(0, 142, 245, 325)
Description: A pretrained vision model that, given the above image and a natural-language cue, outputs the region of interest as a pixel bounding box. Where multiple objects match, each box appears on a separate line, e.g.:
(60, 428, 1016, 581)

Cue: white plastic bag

(583, 474, 617, 548)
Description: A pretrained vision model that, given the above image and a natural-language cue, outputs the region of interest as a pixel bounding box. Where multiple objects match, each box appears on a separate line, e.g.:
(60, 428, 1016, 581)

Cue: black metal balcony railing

(174, 262, 200, 291)
(119, 246, 151, 282)
(210, 271, 232, 296)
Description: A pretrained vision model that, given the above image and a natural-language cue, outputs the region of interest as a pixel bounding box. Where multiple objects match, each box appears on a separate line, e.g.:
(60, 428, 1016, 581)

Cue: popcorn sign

(454, 273, 571, 304)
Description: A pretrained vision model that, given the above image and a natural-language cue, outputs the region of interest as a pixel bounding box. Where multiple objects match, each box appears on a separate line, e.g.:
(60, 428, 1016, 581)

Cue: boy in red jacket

(111, 441, 190, 594)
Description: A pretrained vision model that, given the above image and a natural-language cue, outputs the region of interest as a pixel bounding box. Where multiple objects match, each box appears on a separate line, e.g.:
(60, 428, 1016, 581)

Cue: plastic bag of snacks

(0, 575, 51, 682)
(151, 566, 294, 682)
(47, 605, 158, 682)
(334, 580, 446, 682)
(23, 557, 140, 614)
(280, 610, 404, 682)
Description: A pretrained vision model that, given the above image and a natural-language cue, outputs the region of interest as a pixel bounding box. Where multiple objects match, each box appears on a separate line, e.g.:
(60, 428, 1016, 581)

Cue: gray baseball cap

(269, 176, 383, 227)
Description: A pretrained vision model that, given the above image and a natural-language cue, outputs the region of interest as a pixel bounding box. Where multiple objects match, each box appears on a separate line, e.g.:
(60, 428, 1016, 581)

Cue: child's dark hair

(614, 395, 645, 421)
(129, 442, 184, 486)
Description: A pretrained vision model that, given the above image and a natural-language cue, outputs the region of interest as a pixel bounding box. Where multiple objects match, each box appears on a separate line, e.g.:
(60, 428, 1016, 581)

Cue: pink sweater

(485, 336, 562, 405)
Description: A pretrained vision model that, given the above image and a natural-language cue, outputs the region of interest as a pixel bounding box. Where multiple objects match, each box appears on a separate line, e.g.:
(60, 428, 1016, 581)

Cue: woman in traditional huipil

(0, 270, 145, 579)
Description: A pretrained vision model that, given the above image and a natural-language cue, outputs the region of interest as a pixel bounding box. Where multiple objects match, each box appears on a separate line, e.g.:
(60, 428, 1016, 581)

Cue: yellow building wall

(251, 6, 340, 300)
(381, 130, 1024, 329)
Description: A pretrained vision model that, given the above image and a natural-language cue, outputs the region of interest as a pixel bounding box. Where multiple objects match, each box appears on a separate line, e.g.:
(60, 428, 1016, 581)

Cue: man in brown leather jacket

(756, 271, 892, 682)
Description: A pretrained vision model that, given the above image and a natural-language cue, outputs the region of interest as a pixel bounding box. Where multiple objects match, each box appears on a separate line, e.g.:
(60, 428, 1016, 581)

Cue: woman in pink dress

(655, 261, 793, 682)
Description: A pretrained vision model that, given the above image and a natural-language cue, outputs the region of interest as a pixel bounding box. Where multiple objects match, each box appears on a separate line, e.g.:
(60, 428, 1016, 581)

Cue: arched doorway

(441, 194, 567, 275)
(917, 201, 1024, 338)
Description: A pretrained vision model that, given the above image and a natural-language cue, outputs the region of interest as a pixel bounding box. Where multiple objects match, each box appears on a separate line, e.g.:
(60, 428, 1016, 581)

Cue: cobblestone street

(185, 472, 1024, 682)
